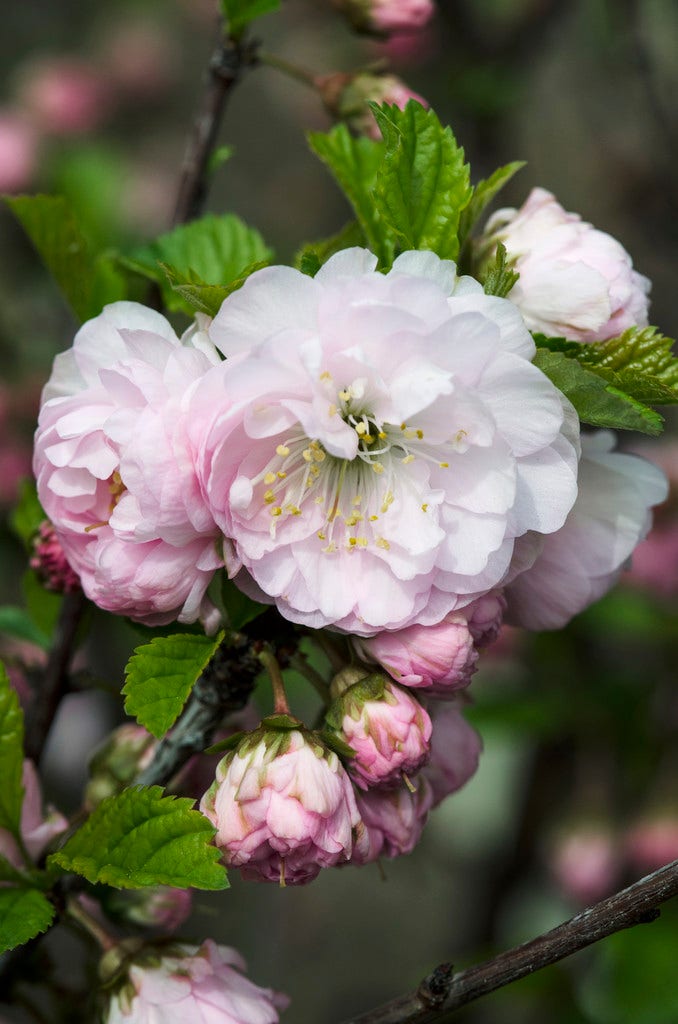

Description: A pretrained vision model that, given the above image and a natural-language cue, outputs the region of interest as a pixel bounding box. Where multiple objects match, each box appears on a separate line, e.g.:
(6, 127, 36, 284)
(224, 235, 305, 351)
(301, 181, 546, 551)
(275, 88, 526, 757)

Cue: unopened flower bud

(30, 521, 81, 594)
(333, 0, 434, 36)
(0, 760, 67, 868)
(325, 674, 431, 790)
(351, 777, 433, 864)
(107, 887, 192, 933)
(465, 592, 507, 648)
(200, 718, 363, 885)
(86, 725, 157, 810)
(423, 701, 482, 807)
(317, 71, 428, 140)
(104, 939, 288, 1023)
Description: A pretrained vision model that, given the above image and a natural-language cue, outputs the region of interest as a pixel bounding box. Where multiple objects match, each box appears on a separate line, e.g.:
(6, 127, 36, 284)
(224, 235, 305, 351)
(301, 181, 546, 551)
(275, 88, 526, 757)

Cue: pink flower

(189, 248, 580, 636)
(33, 302, 223, 625)
(333, 0, 435, 36)
(625, 816, 678, 874)
(105, 939, 288, 1023)
(351, 777, 433, 863)
(109, 887, 193, 932)
(624, 441, 678, 597)
(200, 722, 362, 885)
(353, 614, 479, 694)
(19, 58, 111, 136)
(326, 674, 431, 789)
(423, 701, 482, 807)
(0, 760, 67, 869)
(549, 826, 621, 905)
(506, 431, 668, 630)
(0, 110, 37, 192)
(480, 187, 651, 342)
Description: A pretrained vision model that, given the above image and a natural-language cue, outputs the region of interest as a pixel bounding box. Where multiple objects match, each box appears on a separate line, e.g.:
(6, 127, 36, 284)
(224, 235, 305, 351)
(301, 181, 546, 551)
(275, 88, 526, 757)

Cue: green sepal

(318, 729, 356, 761)
(325, 673, 387, 730)
(0, 888, 55, 954)
(295, 221, 366, 276)
(160, 259, 269, 317)
(0, 662, 25, 838)
(261, 712, 304, 732)
(482, 241, 519, 297)
(203, 731, 248, 756)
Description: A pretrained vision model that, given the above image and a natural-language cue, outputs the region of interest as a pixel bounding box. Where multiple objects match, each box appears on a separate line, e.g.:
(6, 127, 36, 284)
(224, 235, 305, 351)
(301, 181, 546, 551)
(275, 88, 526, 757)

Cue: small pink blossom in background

(30, 521, 81, 594)
(625, 442, 678, 597)
(481, 187, 650, 342)
(333, 0, 434, 36)
(351, 776, 433, 864)
(506, 431, 668, 630)
(370, 24, 439, 67)
(100, 20, 178, 99)
(549, 826, 621, 905)
(423, 701, 482, 807)
(18, 58, 112, 136)
(33, 302, 223, 625)
(105, 940, 288, 1023)
(0, 760, 67, 870)
(0, 110, 37, 192)
(189, 248, 580, 637)
(328, 676, 432, 790)
(201, 726, 362, 885)
(625, 816, 678, 874)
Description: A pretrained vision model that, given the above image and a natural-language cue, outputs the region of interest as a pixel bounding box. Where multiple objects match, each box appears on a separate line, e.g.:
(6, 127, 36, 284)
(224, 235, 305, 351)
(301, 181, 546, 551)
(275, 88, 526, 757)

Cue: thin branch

(172, 32, 256, 226)
(340, 858, 678, 1024)
(24, 589, 87, 765)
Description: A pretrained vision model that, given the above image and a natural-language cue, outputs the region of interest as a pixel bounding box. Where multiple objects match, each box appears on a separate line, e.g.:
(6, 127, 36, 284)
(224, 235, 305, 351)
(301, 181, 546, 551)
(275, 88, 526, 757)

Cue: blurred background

(1, 1, 678, 1021)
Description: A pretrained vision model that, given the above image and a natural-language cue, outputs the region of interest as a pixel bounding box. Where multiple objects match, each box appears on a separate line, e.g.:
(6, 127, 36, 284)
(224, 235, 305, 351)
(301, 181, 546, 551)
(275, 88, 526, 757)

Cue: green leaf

(0, 888, 55, 954)
(371, 102, 472, 261)
(482, 241, 519, 298)
(160, 259, 269, 317)
(5, 194, 126, 321)
(0, 855, 31, 886)
(49, 786, 228, 890)
(308, 126, 391, 263)
(22, 570, 63, 642)
(458, 160, 525, 247)
(123, 213, 272, 314)
(9, 480, 45, 551)
(295, 221, 366, 275)
(221, 0, 280, 37)
(123, 631, 225, 739)
(533, 349, 663, 435)
(221, 579, 267, 631)
(0, 663, 25, 837)
(0, 607, 50, 651)
(570, 327, 678, 406)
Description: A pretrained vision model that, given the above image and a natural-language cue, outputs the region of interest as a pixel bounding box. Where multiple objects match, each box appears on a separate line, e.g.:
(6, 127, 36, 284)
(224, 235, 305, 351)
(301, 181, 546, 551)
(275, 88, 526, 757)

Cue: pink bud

(549, 826, 621, 905)
(354, 613, 478, 696)
(105, 939, 288, 1023)
(326, 675, 431, 790)
(625, 816, 678, 874)
(19, 58, 112, 136)
(200, 722, 363, 885)
(30, 521, 81, 594)
(86, 725, 157, 810)
(109, 887, 193, 933)
(465, 592, 507, 648)
(0, 110, 37, 193)
(333, 0, 435, 36)
(351, 777, 433, 864)
(0, 760, 67, 869)
(423, 701, 482, 807)
(317, 71, 428, 140)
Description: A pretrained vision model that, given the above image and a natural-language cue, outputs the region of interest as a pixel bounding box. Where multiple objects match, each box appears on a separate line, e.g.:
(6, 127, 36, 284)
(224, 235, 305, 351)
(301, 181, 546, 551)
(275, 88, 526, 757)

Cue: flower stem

(66, 896, 116, 952)
(289, 653, 331, 704)
(258, 49, 318, 88)
(259, 648, 290, 715)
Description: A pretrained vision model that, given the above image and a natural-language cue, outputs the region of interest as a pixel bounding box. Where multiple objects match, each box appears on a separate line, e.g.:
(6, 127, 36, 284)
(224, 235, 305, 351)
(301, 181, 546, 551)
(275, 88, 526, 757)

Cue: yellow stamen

(276, 444, 290, 457)
(264, 472, 276, 485)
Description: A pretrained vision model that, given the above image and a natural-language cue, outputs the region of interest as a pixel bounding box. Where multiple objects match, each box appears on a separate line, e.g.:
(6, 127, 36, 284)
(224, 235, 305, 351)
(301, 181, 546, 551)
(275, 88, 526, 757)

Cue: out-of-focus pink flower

(0, 442, 32, 507)
(326, 674, 431, 790)
(109, 887, 193, 933)
(105, 939, 288, 1023)
(86, 724, 157, 810)
(30, 521, 81, 593)
(317, 71, 428, 139)
(625, 442, 678, 597)
(423, 701, 481, 806)
(189, 248, 580, 637)
(0, 110, 37, 192)
(100, 21, 178, 99)
(33, 302, 223, 625)
(333, 0, 434, 36)
(549, 826, 621, 905)
(19, 58, 112, 136)
(465, 591, 507, 648)
(201, 723, 362, 885)
(480, 187, 651, 342)
(625, 816, 678, 874)
(351, 776, 433, 863)
(371, 24, 439, 67)
(0, 760, 67, 869)
(506, 431, 668, 630)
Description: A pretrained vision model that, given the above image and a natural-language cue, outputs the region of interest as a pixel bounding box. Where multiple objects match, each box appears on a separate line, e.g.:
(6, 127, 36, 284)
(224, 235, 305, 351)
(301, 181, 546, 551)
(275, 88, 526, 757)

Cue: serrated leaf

(371, 102, 472, 262)
(482, 241, 519, 298)
(308, 126, 392, 264)
(0, 663, 25, 837)
(221, 0, 280, 36)
(123, 213, 272, 315)
(458, 160, 525, 247)
(5, 195, 126, 322)
(295, 221, 366, 276)
(0, 607, 51, 651)
(123, 631, 224, 739)
(221, 579, 267, 631)
(49, 786, 228, 890)
(9, 479, 45, 551)
(533, 349, 663, 435)
(0, 888, 55, 954)
(160, 259, 268, 317)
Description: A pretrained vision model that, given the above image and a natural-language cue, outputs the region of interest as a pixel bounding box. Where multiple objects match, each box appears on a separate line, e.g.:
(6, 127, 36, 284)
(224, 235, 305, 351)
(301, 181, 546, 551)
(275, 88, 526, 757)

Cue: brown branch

(172, 33, 256, 226)
(24, 589, 87, 765)
(340, 858, 678, 1024)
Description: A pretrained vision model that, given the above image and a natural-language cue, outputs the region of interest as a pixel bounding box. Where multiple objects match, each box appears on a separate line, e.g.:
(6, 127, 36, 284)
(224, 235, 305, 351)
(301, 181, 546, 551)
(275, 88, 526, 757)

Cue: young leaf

(0, 888, 55, 954)
(49, 786, 228, 890)
(295, 220, 366, 275)
(458, 160, 525, 247)
(122, 213, 272, 314)
(5, 194, 126, 322)
(0, 606, 51, 651)
(9, 479, 45, 551)
(533, 350, 663, 436)
(221, 0, 280, 37)
(160, 259, 269, 317)
(123, 631, 225, 739)
(482, 242, 519, 298)
(0, 662, 25, 837)
(308, 126, 392, 263)
(371, 102, 472, 261)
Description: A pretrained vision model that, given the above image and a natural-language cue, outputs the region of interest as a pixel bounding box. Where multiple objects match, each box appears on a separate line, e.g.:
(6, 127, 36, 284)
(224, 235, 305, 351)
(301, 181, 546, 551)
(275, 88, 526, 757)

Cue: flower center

(84, 470, 128, 533)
